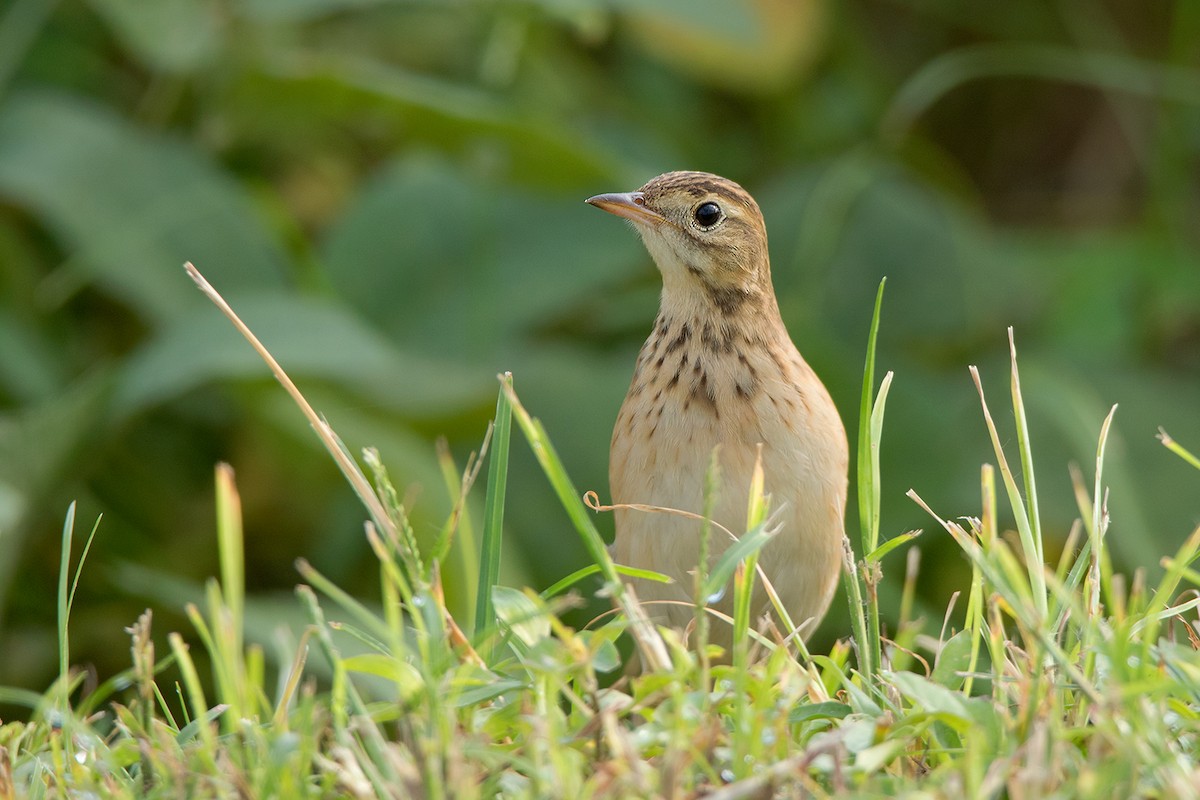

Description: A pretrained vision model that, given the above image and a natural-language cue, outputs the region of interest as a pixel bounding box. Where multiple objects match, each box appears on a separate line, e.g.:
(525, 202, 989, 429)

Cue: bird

(586, 171, 848, 650)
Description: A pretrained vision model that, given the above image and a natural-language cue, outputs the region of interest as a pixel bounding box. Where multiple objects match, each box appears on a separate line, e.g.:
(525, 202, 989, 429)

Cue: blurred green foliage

(0, 0, 1198, 692)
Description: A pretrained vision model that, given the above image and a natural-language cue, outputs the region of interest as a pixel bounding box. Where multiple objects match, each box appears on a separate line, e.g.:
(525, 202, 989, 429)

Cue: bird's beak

(585, 191, 665, 226)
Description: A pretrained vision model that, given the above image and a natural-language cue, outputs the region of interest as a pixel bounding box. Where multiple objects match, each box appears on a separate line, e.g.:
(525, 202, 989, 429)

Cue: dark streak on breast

(690, 372, 719, 417)
(665, 323, 691, 354)
(705, 324, 734, 353)
(766, 345, 790, 380)
(735, 379, 758, 399)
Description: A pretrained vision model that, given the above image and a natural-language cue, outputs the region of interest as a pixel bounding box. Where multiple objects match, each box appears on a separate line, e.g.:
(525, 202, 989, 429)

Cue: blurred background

(0, 0, 1198, 694)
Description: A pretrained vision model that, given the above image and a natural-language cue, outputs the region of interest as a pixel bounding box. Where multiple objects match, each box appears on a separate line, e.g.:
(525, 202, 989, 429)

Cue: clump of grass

(2, 265, 1199, 797)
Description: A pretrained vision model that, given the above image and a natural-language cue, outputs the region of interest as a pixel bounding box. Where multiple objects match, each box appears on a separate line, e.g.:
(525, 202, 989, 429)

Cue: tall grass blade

(857, 278, 887, 557)
(214, 464, 244, 666)
(702, 521, 775, 602)
(167, 632, 218, 756)
(1006, 329, 1047, 589)
(503, 382, 670, 670)
(846, 277, 887, 685)
(476, 373, 513, 654)
(503, 383, 614, 583)
(434, 439, 482, 624)
(1086, 406, 1118, 620)
(57, 504, 100, 694)
(968, 360, 1048, 620)
(863, 369, 894, 680)
(56, 501, 76, 687)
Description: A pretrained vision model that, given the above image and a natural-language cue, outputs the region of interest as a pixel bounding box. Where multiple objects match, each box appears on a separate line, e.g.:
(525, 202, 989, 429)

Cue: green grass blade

(962, 464, 994, 698)
(702, 521, 774, 602)
(857, 277, 887, 557)
(1085, 406, 1117, 621)
(214, 464, 244, 660)
(1006, 329, 1047, 591)
(476, 373, 513, 655)
(1146, 524, 1200, 624)
(840, 537, 872, 682)
(846, 277, 887, 686)
(969, 362, 1048, 620)
(863, 368, 893, 683)
(57, 506, 102, 697)
(1158, 428, 1200, 470)
(865, 529, 920, 563)
(55, 503, 102, 695)
(295, 557, 394, 643)
(541, 563, 671, 599)
(56, 502, 76, 686)
(168, 632, 218, 756)
(865, 370, 893, 558)
(503, 383, 616, 583)
(435, 439, 481, 625)
(731, 448, 769, 674)
(503, 382, 671, 670)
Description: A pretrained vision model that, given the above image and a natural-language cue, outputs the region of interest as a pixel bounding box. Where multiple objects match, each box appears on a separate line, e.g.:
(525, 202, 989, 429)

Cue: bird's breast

(608, 316, 847, 634)
(609, 316, 847, 535)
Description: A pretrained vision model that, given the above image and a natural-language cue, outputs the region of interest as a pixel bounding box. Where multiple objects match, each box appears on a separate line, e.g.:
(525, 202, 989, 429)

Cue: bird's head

(587, 171, 770, 314)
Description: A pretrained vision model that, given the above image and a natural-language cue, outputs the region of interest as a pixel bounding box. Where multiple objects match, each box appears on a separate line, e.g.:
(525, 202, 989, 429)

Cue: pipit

(587, 171, 848, 647)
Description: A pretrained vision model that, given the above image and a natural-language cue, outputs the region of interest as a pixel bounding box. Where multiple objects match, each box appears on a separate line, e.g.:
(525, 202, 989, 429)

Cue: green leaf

(450, 679, 527, 708)
(448, 665, 526, 708)
(788, 700, 852, 724)
(85, 0, 221, 74)
(0, 370, 108, 498)
(113, 294, 490, 419)
(0, 308, 67, 402)
(321, 156, 644, 356)
(492, 586, 550, 649)
(609, 0, 756, 41)
(541, 565, 602, 599)
(888, 670, 998, 735)
(929, 631, 972, 690)
(0, 91, 289, 326)
(342, 654, 424, 702)
(579, 629, 622, 674)
(238, 0, 389, 22)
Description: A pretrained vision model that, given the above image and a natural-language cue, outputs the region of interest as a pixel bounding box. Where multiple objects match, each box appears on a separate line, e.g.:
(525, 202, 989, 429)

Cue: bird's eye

(694, 201, 722, 228)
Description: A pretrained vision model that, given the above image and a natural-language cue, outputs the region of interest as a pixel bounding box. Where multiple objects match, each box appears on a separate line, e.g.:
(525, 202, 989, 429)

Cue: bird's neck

(657, 279, 779, 338)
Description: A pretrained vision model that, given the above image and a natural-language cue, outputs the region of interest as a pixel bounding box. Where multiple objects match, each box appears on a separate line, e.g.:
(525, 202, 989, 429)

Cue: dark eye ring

(694, 201, 722, 228)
